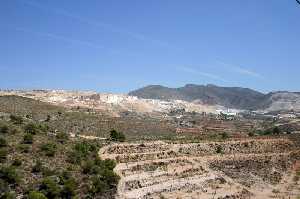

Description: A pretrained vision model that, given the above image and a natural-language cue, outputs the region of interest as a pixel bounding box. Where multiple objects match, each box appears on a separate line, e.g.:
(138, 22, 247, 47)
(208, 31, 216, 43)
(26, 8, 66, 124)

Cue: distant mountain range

(129, 84, 300, 111)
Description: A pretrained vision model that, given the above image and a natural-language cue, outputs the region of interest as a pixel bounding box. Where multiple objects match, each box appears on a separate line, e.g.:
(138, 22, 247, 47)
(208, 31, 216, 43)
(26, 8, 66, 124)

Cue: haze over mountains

(129, 84, 300, 112)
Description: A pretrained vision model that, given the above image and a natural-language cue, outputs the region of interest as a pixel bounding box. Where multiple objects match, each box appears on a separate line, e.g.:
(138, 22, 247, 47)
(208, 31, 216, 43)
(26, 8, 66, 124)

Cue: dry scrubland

(100, 138, 300, 199)
(1, 94, 300, 199)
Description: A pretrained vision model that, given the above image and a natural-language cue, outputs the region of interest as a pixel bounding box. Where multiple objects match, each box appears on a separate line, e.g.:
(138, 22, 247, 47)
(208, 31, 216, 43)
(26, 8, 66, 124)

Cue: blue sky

(0, 0, 300, 93)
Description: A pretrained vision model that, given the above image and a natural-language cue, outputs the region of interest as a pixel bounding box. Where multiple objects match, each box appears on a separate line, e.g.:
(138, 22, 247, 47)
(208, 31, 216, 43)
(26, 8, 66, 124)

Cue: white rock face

(0, 90, 222, 115)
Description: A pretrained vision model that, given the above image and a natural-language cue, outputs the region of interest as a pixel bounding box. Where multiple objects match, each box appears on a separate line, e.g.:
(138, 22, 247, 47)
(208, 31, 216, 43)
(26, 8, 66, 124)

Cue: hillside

(129, 84, 300, 111)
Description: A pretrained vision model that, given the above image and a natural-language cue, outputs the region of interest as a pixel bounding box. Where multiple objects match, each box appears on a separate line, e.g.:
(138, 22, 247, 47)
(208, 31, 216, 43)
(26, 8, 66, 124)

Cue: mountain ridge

(128, 84, 300, 111)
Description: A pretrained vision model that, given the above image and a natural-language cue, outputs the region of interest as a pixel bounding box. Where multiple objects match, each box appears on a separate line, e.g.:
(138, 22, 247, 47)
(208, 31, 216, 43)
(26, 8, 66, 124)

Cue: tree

(110, 130, 125, 142)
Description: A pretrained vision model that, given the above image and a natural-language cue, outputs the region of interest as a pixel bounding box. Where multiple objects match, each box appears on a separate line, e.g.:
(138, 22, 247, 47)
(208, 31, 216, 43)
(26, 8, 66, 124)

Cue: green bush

(248, 131, 255, 137)
(0, 148, 8, 162)
(40, 177, 61, 199)
(17, 144, 30, 153)
(0, 166, 20, 184)
(221, 132, 229, 139)
(67, 151, 82, 164)
(40, 143, 57, 157)
(0, 137, 7, 147)
(32, 160, 43, 173)
(12, 158, 22, 167)
(28, 191, 47, 199)
(56, 132, 69, 143)
(24, 123, 39, 135)
(10, 115, 23, 125)
(0, 125, 9, 134)
(216, 145, 223, 154)
(23, 134, 34, 144)
(61, 178, 77, 198)
(0, 179, 9, 195)
(110, 129, 125, 142)
(273, 126, 280, 135)
(82, 160, 94, 174)
(10, 127, 21, 134)
(102, 159, 116, 170)
(90, 176, 109, 194)
(1, 191, 16, 199)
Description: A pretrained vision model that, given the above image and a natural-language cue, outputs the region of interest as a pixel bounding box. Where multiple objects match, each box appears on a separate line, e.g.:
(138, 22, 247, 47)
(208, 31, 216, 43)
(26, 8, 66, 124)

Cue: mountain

(128, 84, 300, 111)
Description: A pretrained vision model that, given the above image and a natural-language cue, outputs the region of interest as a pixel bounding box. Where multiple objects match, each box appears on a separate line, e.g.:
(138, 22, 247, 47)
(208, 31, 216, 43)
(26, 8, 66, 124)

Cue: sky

(0, 0, 300, 93)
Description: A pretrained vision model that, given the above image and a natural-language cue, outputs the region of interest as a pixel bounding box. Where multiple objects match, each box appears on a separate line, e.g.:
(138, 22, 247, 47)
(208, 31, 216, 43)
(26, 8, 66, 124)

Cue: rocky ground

(100, 138, 300, 199)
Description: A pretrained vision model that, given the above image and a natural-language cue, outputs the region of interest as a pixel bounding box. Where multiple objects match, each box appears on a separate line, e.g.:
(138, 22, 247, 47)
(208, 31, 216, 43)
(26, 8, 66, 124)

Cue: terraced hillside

(100, 138, 300, 199)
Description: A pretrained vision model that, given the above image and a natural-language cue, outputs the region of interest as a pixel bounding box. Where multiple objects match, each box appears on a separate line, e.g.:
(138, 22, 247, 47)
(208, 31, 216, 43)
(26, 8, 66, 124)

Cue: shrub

(110, 129, 125, 142)
(10, 115, 23, 125)
(0, 125, 9, 134)
(40, 177, 61, 199)
(102, 159, 116, 170)
(82, 160, 94, 174)
(10, 127, 21, 134)
(248, 131, 255, 137)
(40, 143, 57, 157)
(1, 191, 16, 199)
(56, 132, 69, 143)
(23, 134, 33, 144)
(221, 132, 229, 139)
(216, 145, 223, 154)
(67, 151, 82, 164)
(61, 178, 77, 198)
(100, 168, 120, 187)
(0, 166, 20, 184)
(17, 144, 30, 153)
(12, 158, 22, 167)
(0, 137, 7, 147)
(0, 148, 8, 162)
(32, 160, 43, 173)
(28, 191, 47, 199)
(45, 115, 51, 122)
(24, 123, 39, 135)
(90, 176, 109, 194)
(273, 126, 280, 135)
(37, 124, 49, 133)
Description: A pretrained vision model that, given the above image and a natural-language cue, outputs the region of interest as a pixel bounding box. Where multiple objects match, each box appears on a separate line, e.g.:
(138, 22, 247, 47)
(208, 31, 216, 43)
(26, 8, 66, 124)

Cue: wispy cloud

(217, 61, 264, 79)
(20, 0, 178, 50)
(15, 27, 106, 49)
(178, 66, 228, 82)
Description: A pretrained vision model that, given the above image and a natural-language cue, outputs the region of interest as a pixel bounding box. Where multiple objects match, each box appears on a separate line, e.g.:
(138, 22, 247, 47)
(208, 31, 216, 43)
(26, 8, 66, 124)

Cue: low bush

(0, 166, 20, 184)
(40, 143, 57, 157)
(28, 191, 47, 199)
(23, 134, 34, 144)
(56, 132, 69, 143)
(110, 129, 125, 142)
(10, 115, 23, 125)
(12, 158, 22, 167)
(0, 148, 8, 162)
(0, 125, 9, 134)
(40, 177, 61, 199)
(24, 123, 39, 135)
(17, 144, 30, 153)
(0, 137, 7, 147)
(32, 160, 43, 173)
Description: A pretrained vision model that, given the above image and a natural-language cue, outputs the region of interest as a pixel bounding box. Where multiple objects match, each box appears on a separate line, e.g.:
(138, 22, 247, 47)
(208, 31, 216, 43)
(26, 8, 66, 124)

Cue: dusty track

(100, 138, 300, 199)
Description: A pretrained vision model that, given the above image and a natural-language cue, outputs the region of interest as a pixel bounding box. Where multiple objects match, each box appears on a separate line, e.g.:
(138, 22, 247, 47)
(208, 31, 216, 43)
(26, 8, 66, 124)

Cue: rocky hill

(129, 84, 300, 111)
